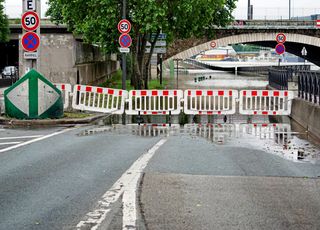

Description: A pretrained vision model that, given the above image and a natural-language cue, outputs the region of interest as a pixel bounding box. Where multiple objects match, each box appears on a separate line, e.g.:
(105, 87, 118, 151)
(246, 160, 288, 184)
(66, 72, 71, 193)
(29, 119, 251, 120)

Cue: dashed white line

(76, 138, 167, 230)
(0, 128, 73, 153)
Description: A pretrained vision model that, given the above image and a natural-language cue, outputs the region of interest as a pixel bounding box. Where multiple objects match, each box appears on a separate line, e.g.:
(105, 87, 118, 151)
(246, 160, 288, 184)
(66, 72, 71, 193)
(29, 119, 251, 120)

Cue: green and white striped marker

(4, 69, 63, 119)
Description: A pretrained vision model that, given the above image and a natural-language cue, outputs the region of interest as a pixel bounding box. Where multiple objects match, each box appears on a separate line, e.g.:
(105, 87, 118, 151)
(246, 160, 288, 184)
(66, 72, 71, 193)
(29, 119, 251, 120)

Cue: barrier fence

(71, 85, 127, 114)
(239, 90, 294, 115)
(126, 90, 183, 115)
(184, 90, 238, 115)
(54, 84, 72, 109)
(52, 84, 294, 116)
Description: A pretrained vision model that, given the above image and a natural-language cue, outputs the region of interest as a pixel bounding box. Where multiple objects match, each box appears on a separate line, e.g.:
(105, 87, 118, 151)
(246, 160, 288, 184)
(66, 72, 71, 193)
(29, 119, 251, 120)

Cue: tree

(0, 0, 9, 42)
(47, 0, 237, 89)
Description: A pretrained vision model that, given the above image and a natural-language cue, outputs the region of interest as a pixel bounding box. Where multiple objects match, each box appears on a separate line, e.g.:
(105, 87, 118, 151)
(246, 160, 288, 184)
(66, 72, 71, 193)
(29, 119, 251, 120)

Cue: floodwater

(165, 69, 268, 90)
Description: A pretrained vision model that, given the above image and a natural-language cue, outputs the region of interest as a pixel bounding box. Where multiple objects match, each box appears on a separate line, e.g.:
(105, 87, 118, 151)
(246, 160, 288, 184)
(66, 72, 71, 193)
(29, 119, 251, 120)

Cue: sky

(3, 0, 320, 20)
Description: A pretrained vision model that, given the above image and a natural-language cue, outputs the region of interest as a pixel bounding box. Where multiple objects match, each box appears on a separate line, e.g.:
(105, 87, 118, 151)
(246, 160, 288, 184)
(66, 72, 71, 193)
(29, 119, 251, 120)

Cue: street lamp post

(289, 0, 291, 20)
(174, 58, 183, 89)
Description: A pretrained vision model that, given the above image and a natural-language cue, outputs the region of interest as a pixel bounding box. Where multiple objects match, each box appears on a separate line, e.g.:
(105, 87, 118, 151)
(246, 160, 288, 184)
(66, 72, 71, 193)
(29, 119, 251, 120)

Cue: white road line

(76, 138, 168, 230)
(0, 142, 22, 145)
(0, 128, 73, 153)
(0, 135, 43, 140)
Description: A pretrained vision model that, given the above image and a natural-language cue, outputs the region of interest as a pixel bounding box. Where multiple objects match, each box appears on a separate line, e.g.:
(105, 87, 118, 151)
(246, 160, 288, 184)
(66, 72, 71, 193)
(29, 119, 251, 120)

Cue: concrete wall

(19, 33, 119, 85)
(290, 98, 320, 140)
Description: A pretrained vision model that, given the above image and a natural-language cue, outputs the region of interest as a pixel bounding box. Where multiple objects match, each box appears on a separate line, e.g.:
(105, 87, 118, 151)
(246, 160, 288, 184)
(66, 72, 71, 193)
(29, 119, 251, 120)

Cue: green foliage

(100, 69, 167, 90)
(46, 0, 237, 88)
(0, 0, 9, 42)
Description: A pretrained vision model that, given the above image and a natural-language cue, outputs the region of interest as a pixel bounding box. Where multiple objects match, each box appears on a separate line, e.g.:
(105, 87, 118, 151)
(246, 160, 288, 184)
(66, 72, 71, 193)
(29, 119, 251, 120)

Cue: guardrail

(298, 71, 320, 105)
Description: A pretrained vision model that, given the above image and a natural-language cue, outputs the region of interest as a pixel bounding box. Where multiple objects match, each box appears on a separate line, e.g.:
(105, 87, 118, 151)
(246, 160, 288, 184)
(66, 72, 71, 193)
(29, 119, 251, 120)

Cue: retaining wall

(290, 98, 320, 140)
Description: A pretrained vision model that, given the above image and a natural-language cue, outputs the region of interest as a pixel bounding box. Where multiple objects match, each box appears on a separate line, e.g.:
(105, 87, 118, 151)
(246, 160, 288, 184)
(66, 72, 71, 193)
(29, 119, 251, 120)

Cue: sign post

(22, 0, 41, 74)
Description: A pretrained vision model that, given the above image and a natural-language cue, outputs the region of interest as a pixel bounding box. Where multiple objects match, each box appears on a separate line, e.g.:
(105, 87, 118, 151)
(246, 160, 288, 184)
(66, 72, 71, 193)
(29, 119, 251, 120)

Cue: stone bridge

(166, 20, 320, 66)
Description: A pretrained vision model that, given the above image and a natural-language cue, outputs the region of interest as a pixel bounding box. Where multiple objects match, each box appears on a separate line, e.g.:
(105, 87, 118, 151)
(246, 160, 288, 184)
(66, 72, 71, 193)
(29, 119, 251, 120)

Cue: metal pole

(176, 59, 179, 89)
(122, 0, 127, 90)
(160, 54, 163, 85)
(289, 0, 291, 20)
(122, 0, 127, 125)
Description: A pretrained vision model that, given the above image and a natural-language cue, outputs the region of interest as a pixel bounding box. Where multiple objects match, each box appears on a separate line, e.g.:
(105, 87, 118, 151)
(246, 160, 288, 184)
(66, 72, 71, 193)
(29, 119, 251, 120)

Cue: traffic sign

(301, 47, 307, 56)
(22, 31, 40, 52)
(22, 11, 40, 31)
(119, 33, 132, 48)
(276, 33, 286, 43)
(275, 43, 285, 55)
(118, 19, 131, 34)
(24, 52, 38, 59)
(119, 47, 130, 53)
(24, 0, 36, 11)
(4, 69, 63, 119)
(210, 41, 216, 48)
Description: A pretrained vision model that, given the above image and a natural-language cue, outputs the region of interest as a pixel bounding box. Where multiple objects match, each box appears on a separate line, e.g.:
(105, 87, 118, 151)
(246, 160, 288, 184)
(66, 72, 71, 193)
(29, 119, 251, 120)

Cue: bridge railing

(298, 71, 320, 105)
(225, 20, 318, 29)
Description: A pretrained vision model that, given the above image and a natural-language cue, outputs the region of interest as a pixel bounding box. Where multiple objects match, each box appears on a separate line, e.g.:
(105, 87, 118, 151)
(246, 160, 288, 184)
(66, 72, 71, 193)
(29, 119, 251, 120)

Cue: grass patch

(63, 112, 93, 119)
(100, 69, 168, 90)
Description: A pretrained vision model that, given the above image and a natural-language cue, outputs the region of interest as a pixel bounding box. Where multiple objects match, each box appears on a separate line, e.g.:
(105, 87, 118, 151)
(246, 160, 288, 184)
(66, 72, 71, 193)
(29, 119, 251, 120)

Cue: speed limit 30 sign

(22, 11, 40, 31)
(118, 19, 131, 34)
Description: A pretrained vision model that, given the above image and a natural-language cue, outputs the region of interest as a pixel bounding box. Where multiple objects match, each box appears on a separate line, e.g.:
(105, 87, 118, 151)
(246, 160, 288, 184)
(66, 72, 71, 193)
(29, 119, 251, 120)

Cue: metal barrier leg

(138, 111, 141, 126)
(169, 111, 172, 127)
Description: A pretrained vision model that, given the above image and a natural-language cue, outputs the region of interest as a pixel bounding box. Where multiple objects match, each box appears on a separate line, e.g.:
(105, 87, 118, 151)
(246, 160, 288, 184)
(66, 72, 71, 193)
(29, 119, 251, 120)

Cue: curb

(0, 114, 109, 126)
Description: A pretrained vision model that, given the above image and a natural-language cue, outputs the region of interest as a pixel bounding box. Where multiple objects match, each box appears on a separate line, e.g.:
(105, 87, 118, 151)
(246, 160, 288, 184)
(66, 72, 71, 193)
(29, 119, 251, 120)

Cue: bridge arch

(167, 33, 320, 66)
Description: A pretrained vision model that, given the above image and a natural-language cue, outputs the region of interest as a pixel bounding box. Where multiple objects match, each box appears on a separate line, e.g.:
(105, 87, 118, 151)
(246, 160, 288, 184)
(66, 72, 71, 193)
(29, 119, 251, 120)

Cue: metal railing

(298, 71, 320, 105)
(268, 66, 311, 90)
(224, 20, 319, 29)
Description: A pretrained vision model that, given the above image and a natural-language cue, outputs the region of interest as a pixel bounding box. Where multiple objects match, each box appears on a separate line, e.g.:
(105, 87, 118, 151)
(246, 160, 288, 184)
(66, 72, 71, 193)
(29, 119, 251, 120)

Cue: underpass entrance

(0, 40, 19, 86)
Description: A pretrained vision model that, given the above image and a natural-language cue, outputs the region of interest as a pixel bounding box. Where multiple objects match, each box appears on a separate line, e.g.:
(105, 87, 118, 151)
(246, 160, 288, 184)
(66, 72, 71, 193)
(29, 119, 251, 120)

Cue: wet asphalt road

(0, 124, 320, 230)
(0, 125, 161, 230)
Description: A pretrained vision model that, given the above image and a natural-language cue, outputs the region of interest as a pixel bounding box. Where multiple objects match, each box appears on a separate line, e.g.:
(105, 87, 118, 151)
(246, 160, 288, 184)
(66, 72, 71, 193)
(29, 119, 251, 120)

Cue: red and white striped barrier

(239, 123, 291, 144)
(126, 90, 184, 115)
(239, 90, 294, 115)
(72, 85, 128, 114)
(184, 90, 238, 115)
(54, 83, 72, 109)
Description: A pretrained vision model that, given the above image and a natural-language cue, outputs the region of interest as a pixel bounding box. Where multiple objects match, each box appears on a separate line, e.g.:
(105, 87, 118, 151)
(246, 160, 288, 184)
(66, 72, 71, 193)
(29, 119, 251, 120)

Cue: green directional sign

(4, 69, 63, 119)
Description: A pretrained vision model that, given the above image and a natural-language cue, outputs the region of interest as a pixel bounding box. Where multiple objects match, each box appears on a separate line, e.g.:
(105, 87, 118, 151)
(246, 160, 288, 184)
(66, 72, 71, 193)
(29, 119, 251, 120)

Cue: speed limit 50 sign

(118, 19, 131, 34)
(22, 11, 40, 31)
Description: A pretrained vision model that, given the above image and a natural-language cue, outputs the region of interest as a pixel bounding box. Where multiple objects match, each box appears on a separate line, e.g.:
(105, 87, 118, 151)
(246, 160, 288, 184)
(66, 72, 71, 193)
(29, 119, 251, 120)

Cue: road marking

(0, 135, 43, 140)
(0, 142, 22, 145)
(77, 138, 167, 230)
(0, 128, 73, 153)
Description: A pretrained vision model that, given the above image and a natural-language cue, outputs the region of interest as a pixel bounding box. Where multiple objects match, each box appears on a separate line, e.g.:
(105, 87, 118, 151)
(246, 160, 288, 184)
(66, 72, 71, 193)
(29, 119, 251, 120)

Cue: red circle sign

(119, 33, 132, 48)
(22, 11, 40, 31)
(22, 32, 40, 52)
(276, 33, 286, 43)
(210, 41, 216, 48)
(118, 19, 131, 34)
(275, 43, 285, 55)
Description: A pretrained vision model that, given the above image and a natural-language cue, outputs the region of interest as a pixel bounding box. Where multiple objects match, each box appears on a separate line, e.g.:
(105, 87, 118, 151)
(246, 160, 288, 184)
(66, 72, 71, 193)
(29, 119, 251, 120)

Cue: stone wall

(290, 98, 320, 141)
(19, 33, 119, 85)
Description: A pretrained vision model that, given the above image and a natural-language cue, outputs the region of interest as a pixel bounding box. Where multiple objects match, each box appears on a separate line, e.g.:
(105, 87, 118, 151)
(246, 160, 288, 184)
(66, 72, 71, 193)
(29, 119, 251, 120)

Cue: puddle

(79, 121, 320, 163)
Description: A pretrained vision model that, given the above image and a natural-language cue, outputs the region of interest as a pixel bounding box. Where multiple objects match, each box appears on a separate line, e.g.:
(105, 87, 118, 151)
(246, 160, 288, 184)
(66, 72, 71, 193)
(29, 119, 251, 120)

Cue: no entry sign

(22, 11, 40, 31)
(119, 33, 132, 48)
(22, 32, 40, 52)
(276, 33, 286, 43)
(118, 19, 131, 34)
(275, 43, 285, 55)
(210, 41, 216, 48)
